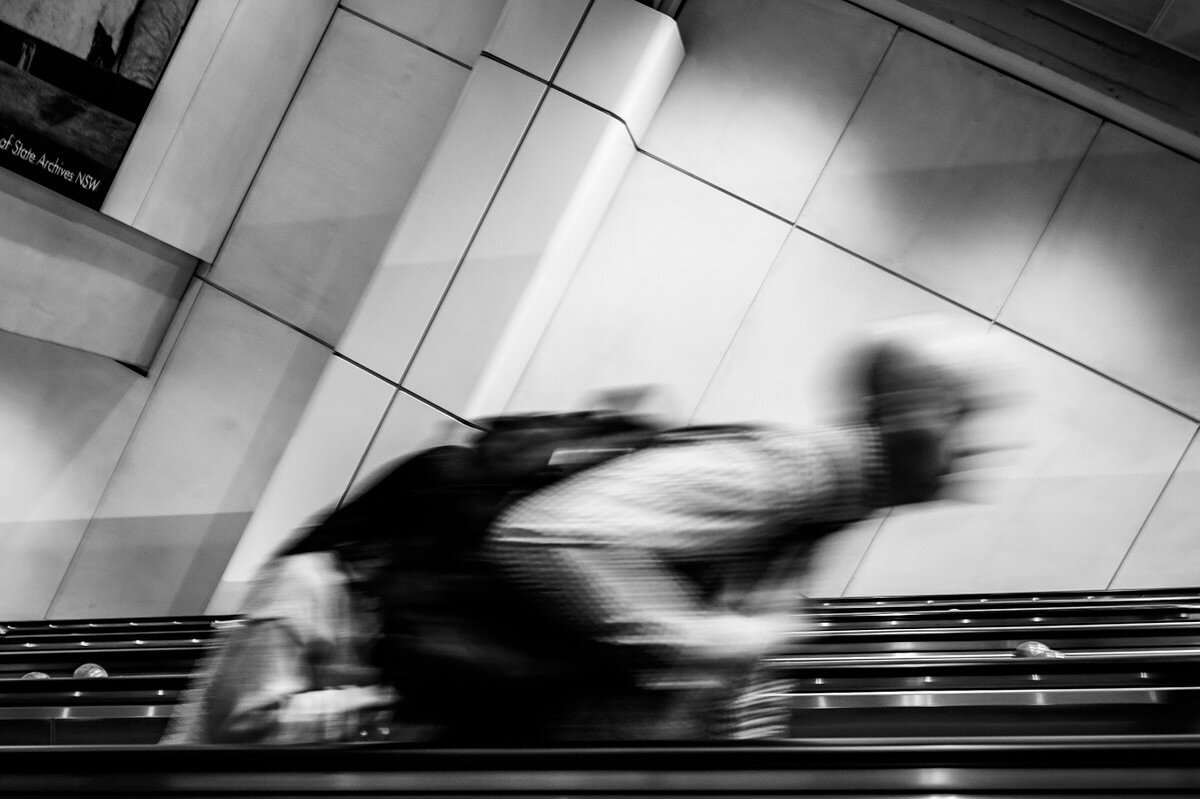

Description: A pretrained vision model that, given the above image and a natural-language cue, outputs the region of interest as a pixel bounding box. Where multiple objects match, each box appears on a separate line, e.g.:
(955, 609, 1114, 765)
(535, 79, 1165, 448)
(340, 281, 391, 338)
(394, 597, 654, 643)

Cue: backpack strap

(651, 423, 761, 447)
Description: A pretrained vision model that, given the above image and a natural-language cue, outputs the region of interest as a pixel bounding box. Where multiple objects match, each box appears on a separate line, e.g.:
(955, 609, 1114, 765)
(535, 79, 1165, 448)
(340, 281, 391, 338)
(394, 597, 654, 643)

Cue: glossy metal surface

(787, 685, 1198, 709)
(2, 593, 1198, 748)
(0, 739, 1199, 794)
(0, 704, 172, 719)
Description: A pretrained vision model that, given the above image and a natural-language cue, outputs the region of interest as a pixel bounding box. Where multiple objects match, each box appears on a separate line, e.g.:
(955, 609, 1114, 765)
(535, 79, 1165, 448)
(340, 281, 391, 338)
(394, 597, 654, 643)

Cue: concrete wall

(220, 0, 1200, 605)
(500, 0, 1200, 597)
(1, 0, 506, 619)
(1, 0, 1197, 621)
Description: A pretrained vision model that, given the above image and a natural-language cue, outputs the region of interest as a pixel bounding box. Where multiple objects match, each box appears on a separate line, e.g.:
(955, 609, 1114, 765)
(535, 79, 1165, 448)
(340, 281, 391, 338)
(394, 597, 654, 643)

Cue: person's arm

(202, 618, 393, 743)
(201, 555, 394, 744)
(488, 428, 881, 676)
(492, 533, 789, 676)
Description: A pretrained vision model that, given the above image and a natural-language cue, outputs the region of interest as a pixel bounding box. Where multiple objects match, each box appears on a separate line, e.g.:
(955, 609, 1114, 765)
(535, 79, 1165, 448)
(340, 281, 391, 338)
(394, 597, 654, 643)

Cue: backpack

(320, 410, 752, 735)
(285, 410, 678, 560)
(385, 410, 751, 555)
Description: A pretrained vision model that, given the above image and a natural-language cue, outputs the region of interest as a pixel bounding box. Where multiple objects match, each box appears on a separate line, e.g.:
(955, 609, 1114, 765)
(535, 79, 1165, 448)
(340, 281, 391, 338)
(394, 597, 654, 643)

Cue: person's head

(848, 315, 1016, 505)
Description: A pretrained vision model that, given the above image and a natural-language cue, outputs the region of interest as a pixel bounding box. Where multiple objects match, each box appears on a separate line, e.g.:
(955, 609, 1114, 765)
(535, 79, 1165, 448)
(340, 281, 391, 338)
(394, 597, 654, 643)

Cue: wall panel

(641, 0, 895, 220)
(121, 0, 338, 261)
(0, 171, 197, 369)
(694, 229, 989, 428)
(208, 10, 468, 344)
(342, 0, 506, 65)
(337, 59, 544, 382)
(1000, 123, 1200, 418)
(846, 330, 1195, 596)
(1110, 430, 1200, 589)
(102, 0, 240, 227)
(402, 90, 636, 419)
(207, 354, 395, 614)
(483, 0, 590, 79)
(693, 230, 994, 596)
(48, 286, 330, 618)
(0, 333, 154, 619)
(506, 155, 791, 417)
(798, 31, 1099, 317)
(554, 0, 684, 140)
(352, 390, 478, 496)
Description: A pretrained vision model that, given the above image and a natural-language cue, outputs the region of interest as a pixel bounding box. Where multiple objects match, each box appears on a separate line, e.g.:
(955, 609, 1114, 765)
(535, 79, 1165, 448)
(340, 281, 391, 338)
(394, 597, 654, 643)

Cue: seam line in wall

(333, 387, 402, 511)
(202, 4, 338, 277)
(688, 28, 898, 422)
(338, 5, 472, 70)
(394, 90, 552, 387)
(991, 322, 1199, 423)
(199, 277, 335, 350)
(688, 224, 795, 423)
(789, 220, 1200, 423)
(359, 0, 597, 462)
(396, 386, 488, 432)
(795, 222, 985, 318)
(44, 279, 208, 618)
(331, 351, 398, 388)
(991, 121, 1103, 323)
(131, 1, 238, 226)
(840, 509, 894, 597)
(478, 51, 642, 147)
(793, 25, 900, 225)
(479, 52, 548, 86)
(549, 0, 597, 84)
(550, 85, 639, 145)
(632, 102, 1200, 425)
(330, 386, 487, 512)
(1147, 0, 1174, 39)
(1105, 424, 1200, 590)
(640, 150, 792, 224)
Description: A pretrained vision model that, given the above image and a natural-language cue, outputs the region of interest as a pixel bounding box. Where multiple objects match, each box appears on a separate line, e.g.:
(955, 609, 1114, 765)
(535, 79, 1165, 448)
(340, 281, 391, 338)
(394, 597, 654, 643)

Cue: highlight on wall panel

(0, 0, 196, 209)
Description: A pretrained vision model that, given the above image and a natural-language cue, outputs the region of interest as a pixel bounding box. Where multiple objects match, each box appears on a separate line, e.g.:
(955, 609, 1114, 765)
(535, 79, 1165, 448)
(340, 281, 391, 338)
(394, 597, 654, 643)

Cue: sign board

(0, 0, 196, 209)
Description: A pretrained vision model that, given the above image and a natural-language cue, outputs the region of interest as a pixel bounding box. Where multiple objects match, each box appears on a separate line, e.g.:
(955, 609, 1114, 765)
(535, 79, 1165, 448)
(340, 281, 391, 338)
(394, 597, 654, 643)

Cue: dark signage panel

(0, 0, 196, 209)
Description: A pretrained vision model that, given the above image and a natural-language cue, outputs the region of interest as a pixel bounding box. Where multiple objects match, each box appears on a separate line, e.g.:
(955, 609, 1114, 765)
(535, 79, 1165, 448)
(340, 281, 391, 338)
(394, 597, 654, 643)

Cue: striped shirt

(486, 424, 887, 739)
(161, 552, 393, 744)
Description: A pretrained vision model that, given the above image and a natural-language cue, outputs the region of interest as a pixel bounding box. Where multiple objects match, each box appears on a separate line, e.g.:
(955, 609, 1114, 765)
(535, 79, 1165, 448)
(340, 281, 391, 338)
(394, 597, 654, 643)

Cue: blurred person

(163, 408, 672, 746)
(165, 314, 1016, 745)
(464, 314, 1019, 741)
(160, 477, 411, 744)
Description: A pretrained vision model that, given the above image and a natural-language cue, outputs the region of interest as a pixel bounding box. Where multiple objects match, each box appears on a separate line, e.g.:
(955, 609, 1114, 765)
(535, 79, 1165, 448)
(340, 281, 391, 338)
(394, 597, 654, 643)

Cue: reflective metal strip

(787, 685, 1200, 709)
(0, 704, 174, 719)
(769, 645, 1200, 667)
